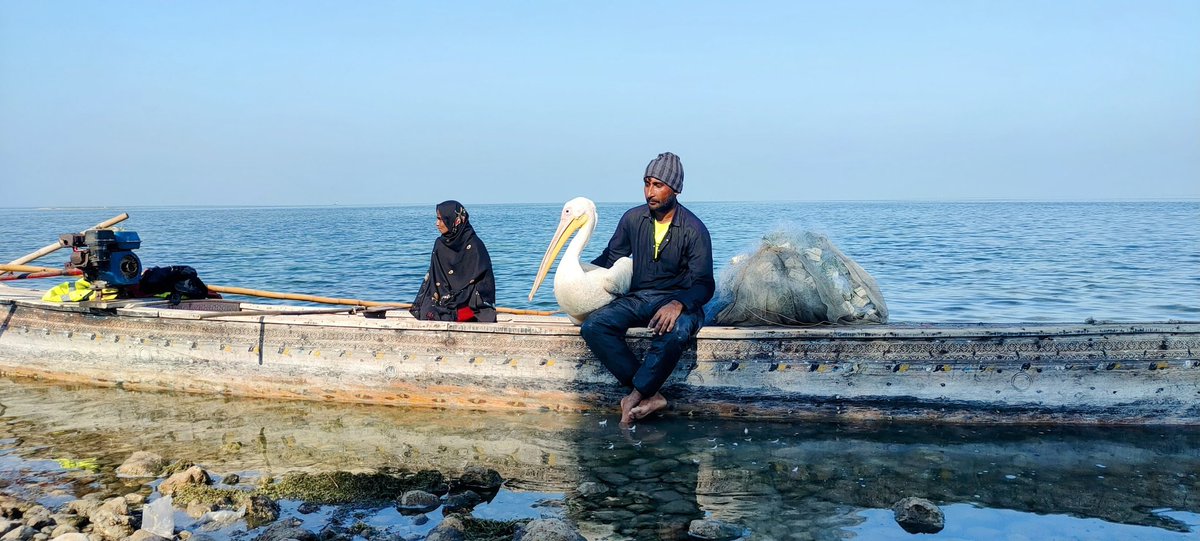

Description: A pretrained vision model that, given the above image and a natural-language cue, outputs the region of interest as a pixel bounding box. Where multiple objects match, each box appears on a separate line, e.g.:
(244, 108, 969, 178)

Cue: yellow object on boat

(42, 279, 118, 302)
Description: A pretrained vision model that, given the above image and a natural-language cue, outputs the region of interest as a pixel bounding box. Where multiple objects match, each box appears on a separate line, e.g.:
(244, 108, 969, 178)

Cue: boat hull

(2, 287, 1198, 424)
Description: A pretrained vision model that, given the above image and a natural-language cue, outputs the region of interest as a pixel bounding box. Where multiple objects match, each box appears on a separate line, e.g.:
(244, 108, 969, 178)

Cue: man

(581, 152, 715, 424)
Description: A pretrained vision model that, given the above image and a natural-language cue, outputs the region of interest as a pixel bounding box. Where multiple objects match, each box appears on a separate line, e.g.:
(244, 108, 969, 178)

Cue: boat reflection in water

(1, 377, 1197, 540)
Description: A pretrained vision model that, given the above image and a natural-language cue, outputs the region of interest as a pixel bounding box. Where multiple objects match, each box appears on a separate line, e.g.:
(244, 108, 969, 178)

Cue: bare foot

(619, 390, 643, 425)
(629, 392, 668, 420)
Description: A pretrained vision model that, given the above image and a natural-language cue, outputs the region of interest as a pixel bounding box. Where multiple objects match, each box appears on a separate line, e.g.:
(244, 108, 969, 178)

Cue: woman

(410, 200, 497, 322)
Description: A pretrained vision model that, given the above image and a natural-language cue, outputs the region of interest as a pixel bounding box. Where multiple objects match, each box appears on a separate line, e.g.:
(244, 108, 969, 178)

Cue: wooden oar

(0, 269, 83, 281)
(206, 285, 555, 316)
(206, 285, 395, 308)
(0, 263, 80, 275)
(0, 213, 129, 277)
(1, 264, 557, 316)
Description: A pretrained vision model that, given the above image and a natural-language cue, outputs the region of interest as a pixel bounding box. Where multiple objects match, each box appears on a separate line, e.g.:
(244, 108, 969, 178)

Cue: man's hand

(648, 300, 684, 335)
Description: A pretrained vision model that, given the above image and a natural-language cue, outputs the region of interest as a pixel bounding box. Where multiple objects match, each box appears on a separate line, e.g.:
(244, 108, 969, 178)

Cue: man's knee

(661, 325, 694, 348)
(581, 313, 620, 341)
(580, 317, 602, 341)
(673, 311, 703, 338)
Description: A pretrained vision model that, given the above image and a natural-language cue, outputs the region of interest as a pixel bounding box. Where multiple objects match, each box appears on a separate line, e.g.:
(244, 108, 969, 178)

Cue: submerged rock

(443, 491, 482, 513)
(575, 482, 608, 498)
(296, 502, 320, 515)
(244, 495, 280, 526)
(253, 517, 317, 541)
(687, 519, 744, 541)
(128, 530, 169, 541)
(513, 518, 585, 541)
(425, 515, 465, 541)
(457, 466, 503, 492)
(158, 466, 210, 496)
(116, 452, 168, 478)
(220, 474, 240, 486)
(892, 497, 945, 534)
(395, 490, 440, 514)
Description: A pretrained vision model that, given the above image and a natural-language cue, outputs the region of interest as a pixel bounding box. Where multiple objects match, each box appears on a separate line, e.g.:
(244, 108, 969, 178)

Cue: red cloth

(456, 306, 477, 322)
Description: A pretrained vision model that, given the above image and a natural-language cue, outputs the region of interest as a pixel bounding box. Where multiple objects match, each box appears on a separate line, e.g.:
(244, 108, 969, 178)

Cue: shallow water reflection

(1, 378, 1197, 540)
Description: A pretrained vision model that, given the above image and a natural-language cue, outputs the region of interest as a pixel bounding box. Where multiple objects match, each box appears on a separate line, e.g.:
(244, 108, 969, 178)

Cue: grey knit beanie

(644, 152, 684, 193)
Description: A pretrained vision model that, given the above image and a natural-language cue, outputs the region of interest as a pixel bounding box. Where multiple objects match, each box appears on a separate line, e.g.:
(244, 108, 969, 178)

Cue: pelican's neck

(563, 209, 597, 267)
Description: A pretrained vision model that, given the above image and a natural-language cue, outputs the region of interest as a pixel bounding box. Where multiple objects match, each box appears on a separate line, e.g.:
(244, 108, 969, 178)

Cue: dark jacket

(590, 203, 715, 312)
(410, 201, 497, 323)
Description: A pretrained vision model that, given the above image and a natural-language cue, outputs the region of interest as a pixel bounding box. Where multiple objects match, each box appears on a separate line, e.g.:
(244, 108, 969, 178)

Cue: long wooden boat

(1, 283, 1197, 424)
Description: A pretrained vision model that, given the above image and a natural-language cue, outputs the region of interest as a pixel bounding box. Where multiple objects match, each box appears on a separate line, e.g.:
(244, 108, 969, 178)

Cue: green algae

(260, 470, 445, 504)
(55, 457, 101, 472)
(172, 485, 248, 508)
(170, 469, 448, 509)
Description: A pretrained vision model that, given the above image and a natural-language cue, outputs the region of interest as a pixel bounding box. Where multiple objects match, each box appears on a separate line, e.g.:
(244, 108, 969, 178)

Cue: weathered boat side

(1, 284, 1197, 424)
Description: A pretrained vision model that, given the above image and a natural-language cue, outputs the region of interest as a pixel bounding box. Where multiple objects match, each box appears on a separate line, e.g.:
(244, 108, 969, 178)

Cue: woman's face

(436, 212, 449, 235)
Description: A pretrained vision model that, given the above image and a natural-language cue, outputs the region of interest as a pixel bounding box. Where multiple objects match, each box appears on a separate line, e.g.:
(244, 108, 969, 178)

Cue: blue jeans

(580, 292, 704, 397)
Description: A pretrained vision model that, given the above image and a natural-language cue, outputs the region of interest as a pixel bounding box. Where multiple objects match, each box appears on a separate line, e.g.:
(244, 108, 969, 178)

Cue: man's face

(644, 177, 677, 212)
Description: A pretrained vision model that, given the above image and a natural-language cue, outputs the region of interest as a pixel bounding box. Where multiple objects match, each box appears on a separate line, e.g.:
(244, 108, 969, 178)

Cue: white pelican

(529, 197, 632, 324)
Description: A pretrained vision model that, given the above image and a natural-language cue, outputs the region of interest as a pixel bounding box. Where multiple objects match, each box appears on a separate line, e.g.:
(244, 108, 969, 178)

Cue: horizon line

(3, 196, 1199, 212)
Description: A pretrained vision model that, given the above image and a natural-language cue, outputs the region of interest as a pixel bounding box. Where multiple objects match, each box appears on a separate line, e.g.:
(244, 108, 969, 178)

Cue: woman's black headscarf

(410, 201, 497, 322)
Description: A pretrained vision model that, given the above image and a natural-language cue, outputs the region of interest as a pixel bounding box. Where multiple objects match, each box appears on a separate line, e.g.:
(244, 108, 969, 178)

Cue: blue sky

(2, 1, 1197, 207)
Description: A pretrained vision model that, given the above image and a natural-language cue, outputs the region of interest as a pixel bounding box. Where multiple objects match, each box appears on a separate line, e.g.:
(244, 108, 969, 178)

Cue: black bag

(138, 266, 211, 305)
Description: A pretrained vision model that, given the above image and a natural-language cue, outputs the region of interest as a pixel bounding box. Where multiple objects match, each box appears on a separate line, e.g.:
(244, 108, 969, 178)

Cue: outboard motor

(59, 229, 143, 288)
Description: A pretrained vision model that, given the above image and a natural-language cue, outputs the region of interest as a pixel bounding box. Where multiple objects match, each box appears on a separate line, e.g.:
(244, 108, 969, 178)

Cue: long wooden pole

(0, 264, 80, 275)
(0, 270, 83, 281)
(206, 285, 554, 316)
(206, 285, 395, 308)
(0, 213, 130, 277)
(0, 265, 556, 317)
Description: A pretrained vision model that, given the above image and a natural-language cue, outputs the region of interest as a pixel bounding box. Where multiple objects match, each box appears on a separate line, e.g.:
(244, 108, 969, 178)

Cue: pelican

(529, 197, 632, 324)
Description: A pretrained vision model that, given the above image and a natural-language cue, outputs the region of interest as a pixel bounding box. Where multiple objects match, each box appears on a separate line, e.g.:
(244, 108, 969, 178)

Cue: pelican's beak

(529, 212, 589, 301)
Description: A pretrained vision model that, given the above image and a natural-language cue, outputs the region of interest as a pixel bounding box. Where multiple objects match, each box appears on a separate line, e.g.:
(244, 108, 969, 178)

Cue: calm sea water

(0, 379, 1197, 541)
(2, 201, 1198, 321)
(1, 202, 1199, 540)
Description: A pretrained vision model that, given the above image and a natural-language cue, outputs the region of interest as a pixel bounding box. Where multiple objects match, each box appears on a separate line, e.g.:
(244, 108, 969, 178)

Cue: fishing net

(707, 230, 888, 326)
